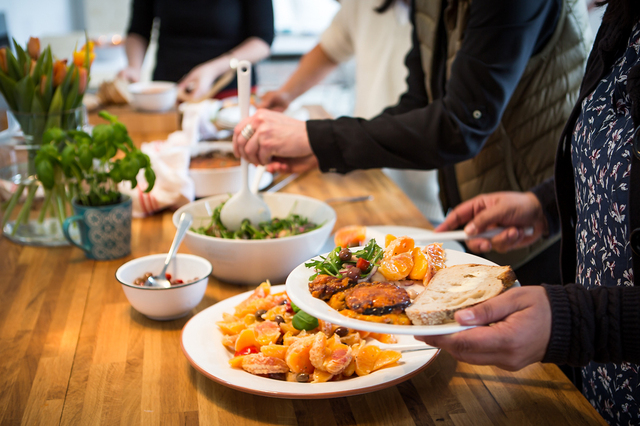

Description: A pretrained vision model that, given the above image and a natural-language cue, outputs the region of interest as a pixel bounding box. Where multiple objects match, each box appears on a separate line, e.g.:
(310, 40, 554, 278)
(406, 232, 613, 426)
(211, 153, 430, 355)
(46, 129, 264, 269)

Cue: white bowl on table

(128, 81, 177, 112)
(189, 142, 272, 198)
(115, 253, 212, 320)
(172, 193, 336, 285)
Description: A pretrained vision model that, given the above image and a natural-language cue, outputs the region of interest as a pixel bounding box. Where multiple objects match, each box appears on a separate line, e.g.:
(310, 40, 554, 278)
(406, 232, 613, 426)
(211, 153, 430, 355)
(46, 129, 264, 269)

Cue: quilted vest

(414, 0, 591, 267)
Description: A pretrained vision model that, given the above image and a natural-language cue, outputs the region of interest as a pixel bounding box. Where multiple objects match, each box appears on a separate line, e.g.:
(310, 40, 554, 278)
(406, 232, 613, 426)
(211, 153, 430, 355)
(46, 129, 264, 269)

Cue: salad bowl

(172, 193, 336, 285)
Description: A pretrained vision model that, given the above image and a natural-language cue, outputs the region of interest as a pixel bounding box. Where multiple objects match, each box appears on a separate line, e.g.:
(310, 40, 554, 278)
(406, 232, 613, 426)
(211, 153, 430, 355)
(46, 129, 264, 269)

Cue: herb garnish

(305, 239, 383, 280)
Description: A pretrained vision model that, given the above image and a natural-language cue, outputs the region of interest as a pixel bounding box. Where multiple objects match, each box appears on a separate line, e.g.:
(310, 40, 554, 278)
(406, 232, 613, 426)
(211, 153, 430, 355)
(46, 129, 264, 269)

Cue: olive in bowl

(115, 253, 212, 320)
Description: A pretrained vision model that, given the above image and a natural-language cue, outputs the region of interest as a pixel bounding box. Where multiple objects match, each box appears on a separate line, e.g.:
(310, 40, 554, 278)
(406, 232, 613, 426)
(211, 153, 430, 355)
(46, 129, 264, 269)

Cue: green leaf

(144, 167, 155, 192)
(15, 75, 35, 112)
(36, 159, 55, 189)
(292, 311, 318, 331)
(61, 63, 75, 98)
(40, 67, 53, 111)
(64, 74, 79, 111)
(31, 47, 47, 82)
(45, 86, 64, 129)
(42, 47, 53, 77)
(6, 48, 23, 81)
(13, 38, 27, 70)
(0, 72, 18, 110)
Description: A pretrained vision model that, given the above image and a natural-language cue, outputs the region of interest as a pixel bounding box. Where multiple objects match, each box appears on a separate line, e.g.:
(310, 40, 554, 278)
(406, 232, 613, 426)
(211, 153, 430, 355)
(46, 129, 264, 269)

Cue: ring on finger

(241, 123, 255, 140)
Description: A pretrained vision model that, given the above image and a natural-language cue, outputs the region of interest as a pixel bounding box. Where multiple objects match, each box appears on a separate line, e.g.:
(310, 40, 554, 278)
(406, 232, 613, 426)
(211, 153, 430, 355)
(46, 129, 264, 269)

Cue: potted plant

(34, 110, 156, 260)
(0, 36, 94, 245)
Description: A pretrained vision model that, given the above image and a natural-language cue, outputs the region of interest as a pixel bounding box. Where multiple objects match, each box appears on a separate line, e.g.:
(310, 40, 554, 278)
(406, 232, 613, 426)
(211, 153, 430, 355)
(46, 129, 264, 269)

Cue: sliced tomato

(234, 345, 259, 357)
(355, 257, 370, 271)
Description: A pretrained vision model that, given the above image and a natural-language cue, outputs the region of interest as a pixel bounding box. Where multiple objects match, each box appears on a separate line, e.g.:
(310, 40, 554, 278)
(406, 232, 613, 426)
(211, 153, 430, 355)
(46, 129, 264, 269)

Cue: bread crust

(405, 264, 516, 325)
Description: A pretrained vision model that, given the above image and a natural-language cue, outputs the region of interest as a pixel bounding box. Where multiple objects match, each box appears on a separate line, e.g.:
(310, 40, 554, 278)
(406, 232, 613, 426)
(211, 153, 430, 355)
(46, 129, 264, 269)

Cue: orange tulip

(40, 75, 47, 96)
(73, 42, 95, 68)
(53, 59, 67, 86)
(0, 48, 7, 74)
(78, 67, 87, 94)
(27, 37, 40, 60)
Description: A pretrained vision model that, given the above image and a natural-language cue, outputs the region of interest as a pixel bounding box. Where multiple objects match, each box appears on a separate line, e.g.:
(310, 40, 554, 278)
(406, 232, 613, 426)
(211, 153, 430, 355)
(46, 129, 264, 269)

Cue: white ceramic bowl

(188, 142, 272, 197)
(128, 81, 177, 112)
(115, 253, 212, 320)
(172, 193, 336, 285)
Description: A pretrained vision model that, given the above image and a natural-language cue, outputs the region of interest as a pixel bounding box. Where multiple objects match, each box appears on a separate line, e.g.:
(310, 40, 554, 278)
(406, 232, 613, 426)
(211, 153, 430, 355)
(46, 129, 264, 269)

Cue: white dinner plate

(286, 250, 519, 336)
(181, 285, 439, 399)
(318, 225, 467, 255)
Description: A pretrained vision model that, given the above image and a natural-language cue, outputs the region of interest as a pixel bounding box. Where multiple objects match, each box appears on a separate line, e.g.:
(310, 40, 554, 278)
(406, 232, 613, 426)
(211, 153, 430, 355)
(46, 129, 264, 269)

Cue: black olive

(334, 327, 349, 337)
(345, 267, 361, 281)
(338, 247, 352, 262)
(296, 373, 310, 382)
(274, 315, 284, 324)
(255, 309, 267, 320)
(269, 373, 286, 381)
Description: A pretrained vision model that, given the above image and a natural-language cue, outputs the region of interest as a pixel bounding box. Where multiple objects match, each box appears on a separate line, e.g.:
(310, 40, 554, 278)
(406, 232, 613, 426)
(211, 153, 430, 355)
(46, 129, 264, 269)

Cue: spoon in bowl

(219, 60, 271, 230)
(143, 211, 193, 288)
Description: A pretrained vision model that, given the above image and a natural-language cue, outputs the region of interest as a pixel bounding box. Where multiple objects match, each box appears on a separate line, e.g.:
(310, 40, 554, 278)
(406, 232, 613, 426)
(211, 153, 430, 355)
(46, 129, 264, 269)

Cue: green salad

(191, 200, 321, 240)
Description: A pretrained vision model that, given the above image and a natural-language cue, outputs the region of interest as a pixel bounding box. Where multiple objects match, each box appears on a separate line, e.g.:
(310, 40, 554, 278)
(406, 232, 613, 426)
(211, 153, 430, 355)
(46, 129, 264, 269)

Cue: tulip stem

(2, 183, 25, 229)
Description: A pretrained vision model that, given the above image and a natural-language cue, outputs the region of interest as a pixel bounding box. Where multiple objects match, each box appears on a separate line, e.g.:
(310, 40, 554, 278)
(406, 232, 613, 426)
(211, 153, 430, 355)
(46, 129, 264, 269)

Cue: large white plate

(286, 250, 518, 336)
(318, 225, 467, 255)
(181, 285, 439, 399)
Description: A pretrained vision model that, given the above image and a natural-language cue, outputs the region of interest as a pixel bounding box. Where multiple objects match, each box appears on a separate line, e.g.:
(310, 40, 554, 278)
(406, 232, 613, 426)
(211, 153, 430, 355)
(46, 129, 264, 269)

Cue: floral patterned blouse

(571, 22, 640, 425)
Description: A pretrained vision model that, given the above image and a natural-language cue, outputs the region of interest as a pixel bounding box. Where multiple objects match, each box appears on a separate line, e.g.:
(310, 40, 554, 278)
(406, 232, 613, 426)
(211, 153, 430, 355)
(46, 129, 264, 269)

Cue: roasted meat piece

(343, 282, 410, 315)
(309, 274, 354, 301)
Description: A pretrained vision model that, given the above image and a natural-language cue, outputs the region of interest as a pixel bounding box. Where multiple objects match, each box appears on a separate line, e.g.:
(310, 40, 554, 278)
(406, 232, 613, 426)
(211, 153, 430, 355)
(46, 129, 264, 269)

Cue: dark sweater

(127, 0, 274, 87)
(535, 14, 640, 366)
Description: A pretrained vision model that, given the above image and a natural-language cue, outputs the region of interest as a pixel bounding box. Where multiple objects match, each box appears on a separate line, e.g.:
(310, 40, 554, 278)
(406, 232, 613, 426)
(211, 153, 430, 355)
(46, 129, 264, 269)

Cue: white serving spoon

(144, 211, 193, 288)
(219, 60, 271, 230)
(413, 226, 534, 244)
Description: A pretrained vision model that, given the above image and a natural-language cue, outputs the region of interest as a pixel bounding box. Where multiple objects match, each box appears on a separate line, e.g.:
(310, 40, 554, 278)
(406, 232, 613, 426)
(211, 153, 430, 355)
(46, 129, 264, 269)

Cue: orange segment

(285, 335, 315, 374)
(261, 344, 288, 360)
(409, 247, 428, 280)
(229, 355, 246, 368)
(373, 350, 402, 371)
(384, 235, 415, 257)
(235, 328, 259, 352)
(334, 225, 367, 248)
(355, 345, 381, 376)
(311, 369, 334, 383)
(379, 252, 414, 281)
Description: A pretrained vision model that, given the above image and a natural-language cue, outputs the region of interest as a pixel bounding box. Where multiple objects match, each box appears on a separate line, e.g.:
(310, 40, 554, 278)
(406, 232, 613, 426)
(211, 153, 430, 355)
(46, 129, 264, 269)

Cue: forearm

(543, 284, 640, 366)
(124, 33, 148, 71)
(210, 37, 271, 75)
(278, 44, 338, 101)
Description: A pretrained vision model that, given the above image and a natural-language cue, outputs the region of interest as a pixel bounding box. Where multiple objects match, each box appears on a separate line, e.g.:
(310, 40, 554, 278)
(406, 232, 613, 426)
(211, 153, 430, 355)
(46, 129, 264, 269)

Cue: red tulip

(0, 48, 7, 74)
(53, 59, 67, 86)
(27, 37, 40, 60)
(78, 67, 87, 94)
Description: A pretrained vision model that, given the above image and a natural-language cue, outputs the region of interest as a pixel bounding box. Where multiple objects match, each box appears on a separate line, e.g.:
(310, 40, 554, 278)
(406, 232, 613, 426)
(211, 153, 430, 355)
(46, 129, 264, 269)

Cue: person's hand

(259, 90, 292, 112)
(177, 60, 225, 102)
(118, 66, 141, 83)
(233, 109, 317, 173)
(435, 191, 547, 253)
(416, 286, 552, 371)
(266, 155, 319, 174)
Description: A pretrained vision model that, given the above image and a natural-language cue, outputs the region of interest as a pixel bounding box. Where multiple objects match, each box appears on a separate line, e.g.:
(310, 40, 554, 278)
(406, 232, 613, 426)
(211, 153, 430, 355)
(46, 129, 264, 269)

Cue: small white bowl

(189, 142, 272, 197)
(128, 81, 177, 112)
(173, 193, 336, 285)
(115, 253, 212, 320)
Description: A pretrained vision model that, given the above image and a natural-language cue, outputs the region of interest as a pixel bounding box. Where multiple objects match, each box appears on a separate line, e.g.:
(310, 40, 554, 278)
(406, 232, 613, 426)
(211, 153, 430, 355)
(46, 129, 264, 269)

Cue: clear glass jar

(0, 107, 86, 246)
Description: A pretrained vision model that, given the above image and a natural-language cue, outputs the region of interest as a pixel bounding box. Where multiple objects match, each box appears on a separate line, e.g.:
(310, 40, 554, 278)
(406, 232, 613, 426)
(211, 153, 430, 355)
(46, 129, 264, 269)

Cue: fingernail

(458, 309, 475, 323)
(464, 223, 477, 235)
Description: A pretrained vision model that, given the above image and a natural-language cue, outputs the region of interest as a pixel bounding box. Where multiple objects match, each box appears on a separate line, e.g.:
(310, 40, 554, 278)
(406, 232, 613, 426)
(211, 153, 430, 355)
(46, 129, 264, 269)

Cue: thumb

(453, 289, 521, 325)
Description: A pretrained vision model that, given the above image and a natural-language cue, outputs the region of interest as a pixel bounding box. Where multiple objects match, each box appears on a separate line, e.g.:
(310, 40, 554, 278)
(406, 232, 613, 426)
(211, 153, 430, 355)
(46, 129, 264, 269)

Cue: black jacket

(536, 16, 640, 366)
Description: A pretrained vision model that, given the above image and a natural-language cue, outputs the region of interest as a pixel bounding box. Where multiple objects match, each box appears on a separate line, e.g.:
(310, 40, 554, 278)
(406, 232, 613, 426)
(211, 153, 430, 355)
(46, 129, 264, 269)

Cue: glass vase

(0, 107, 86, 246)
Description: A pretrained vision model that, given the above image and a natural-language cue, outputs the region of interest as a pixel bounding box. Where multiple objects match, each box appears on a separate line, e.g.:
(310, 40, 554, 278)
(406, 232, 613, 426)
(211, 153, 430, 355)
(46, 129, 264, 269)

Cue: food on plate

(405, 264, 516, 325)
(191, 200, 320, 239)
(306, 236, 445, 325)
(333, 225, 367, 248)
(132, 272, 196, 286)
(189, 150, 241, 169)
(218, 281, 402, 383)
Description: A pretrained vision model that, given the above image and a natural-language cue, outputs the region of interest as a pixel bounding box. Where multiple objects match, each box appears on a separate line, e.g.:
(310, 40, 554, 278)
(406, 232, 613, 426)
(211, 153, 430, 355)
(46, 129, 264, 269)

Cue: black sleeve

(242, 0, 275, 46)
(542, 284, 640, 366)
(127, 0, 155, 42)
(306, 0, 560, 173)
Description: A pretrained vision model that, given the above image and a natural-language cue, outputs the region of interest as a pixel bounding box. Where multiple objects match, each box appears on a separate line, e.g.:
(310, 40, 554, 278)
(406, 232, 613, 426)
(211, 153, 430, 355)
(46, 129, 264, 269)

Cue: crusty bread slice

(405, 263, 516, 325)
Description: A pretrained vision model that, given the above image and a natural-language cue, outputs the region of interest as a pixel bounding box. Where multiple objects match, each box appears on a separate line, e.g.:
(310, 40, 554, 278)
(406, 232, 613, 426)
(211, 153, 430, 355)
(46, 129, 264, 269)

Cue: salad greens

(305, 239, 383, 280)
(292, 310, 319, 331)
(192, 200, 320, 240)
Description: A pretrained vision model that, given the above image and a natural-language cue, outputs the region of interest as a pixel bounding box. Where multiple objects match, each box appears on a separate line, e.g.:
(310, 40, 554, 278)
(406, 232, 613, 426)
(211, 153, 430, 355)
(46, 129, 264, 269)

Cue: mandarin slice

(373, 350, 402, 371)
(379, 252, 414, 281)
(334, 225, 367, 248)
(355, 345, 381, 376)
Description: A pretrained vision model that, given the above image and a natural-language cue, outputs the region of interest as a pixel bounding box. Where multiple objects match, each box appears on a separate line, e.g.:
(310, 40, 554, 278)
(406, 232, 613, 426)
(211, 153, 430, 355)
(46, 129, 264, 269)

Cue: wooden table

(0, 108, 606, 425)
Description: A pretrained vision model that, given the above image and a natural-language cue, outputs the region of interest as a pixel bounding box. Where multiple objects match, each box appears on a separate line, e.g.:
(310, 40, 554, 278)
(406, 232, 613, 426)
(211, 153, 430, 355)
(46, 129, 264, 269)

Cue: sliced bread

(405, 263, 516, 325)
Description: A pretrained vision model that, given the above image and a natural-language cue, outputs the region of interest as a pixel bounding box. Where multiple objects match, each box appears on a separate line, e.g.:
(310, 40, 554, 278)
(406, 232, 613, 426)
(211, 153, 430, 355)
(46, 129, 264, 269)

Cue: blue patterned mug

(62, 196, 132, 260)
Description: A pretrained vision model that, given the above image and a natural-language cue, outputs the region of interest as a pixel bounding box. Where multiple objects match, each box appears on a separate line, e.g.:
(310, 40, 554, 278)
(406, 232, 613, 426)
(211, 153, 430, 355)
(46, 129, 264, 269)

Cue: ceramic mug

(62, 195, 132, 260)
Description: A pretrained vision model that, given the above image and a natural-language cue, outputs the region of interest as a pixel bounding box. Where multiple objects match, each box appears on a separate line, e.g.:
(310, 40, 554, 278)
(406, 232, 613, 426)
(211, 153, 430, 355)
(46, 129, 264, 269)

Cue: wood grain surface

(0, 107, 606, 425)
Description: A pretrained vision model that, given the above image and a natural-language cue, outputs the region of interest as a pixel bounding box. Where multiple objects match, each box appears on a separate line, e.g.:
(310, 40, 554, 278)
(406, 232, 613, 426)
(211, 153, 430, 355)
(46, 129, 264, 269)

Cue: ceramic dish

(188, 142, 272, 198)
(181, 285, 439, 399)
(286, 249, 520, 336)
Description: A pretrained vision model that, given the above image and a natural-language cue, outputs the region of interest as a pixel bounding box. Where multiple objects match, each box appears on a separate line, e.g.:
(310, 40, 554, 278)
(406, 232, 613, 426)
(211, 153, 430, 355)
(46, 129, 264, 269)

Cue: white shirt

(319, 0, 411, 119)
